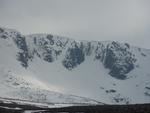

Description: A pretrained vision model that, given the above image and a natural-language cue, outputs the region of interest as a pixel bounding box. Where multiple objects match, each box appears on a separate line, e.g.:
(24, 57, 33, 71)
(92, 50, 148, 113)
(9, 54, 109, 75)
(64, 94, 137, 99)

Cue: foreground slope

(0, 98, 150, 113)
(0, 27, 150, 104)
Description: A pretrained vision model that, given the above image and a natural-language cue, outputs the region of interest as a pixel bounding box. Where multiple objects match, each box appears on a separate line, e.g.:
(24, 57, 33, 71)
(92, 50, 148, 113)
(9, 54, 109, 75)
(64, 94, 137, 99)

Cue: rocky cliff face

(102, 41, 136, 79)
(0, 27, 137, 79)
(15, 32, 136, 80)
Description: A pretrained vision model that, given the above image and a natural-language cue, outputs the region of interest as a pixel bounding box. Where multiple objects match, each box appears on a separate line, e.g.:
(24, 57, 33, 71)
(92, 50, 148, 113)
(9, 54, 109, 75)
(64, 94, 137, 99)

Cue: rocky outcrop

(102, 41, 136, 79)
(13, 34, 29, 68)
(63, 42, 85, 70)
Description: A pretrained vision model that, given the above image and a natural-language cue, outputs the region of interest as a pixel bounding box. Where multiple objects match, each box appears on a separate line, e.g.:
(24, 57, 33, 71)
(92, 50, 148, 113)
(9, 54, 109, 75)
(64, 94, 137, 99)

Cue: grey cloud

(0, 0, 150, 49)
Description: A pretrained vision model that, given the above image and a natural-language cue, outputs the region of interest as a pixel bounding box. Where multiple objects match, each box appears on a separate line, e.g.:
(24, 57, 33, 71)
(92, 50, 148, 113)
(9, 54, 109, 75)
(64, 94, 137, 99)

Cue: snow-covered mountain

(0, 27, 150, 105)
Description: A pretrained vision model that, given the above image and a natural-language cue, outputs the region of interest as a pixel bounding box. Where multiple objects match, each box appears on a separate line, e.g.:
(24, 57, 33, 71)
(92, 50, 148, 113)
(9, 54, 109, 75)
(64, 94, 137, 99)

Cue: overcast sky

(0, 0, 150, 49)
